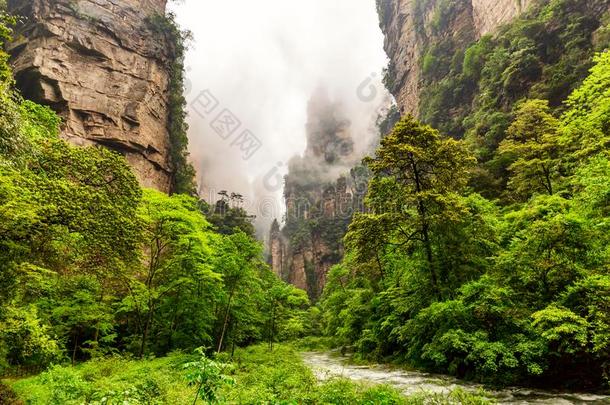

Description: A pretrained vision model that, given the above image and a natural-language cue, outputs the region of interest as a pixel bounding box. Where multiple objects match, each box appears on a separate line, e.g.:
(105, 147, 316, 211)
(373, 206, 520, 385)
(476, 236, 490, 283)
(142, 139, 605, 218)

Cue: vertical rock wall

(471, 0, 534, 36)
(378, 0, 534, 115)
(7, 0, 174, 191)
(268, 90, 368, 300)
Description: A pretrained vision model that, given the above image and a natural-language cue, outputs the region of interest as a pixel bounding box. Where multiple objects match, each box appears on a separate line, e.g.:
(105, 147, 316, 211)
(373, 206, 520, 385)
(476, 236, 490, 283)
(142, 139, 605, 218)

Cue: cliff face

(379, 0, 533, 115)
(270, 175, 365, 299)
(7, 0, 174, 191)
(471, 0, 533, 36)
(269, 90, 368, 300)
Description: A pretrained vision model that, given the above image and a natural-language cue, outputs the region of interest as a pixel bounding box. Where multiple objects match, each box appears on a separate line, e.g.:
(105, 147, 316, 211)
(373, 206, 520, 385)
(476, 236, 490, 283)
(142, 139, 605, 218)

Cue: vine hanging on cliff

(147, 12, 197, 196)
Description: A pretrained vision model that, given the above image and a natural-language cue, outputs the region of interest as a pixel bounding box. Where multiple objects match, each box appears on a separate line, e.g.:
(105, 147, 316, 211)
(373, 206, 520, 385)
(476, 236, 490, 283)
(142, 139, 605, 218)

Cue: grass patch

(5, 344, 495, 404)
(7, 354, 196, 404)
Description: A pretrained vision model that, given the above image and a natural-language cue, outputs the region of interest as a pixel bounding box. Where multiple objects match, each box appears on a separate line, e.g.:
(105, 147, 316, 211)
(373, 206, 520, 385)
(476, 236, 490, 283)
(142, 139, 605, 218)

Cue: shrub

(0, 382, 22, 405)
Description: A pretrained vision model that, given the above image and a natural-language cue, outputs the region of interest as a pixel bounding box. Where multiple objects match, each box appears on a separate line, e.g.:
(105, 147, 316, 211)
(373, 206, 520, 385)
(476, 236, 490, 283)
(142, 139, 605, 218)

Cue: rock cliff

(273, 0, 539, 298)
(378, 0, 533, 115)
(269, 90, 368, 300)
(7, 0, 175, 191)
(269, 174, 366, 300)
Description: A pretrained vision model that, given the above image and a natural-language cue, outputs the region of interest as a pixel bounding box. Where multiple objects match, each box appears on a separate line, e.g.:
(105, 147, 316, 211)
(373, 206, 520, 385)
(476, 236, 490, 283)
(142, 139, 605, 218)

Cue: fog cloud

(169, 0, 391, 238)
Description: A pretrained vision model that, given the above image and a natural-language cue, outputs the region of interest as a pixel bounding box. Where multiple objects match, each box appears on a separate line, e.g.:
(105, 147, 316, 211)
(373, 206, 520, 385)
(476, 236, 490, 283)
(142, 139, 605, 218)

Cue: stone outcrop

(471, 0, 533, 37)
(7, 0, 174, 191)
(378, 0, 534, 115)
(269, 174, 364, 299)
(269, 89, 368, 300)
(269, 219, 285, 279)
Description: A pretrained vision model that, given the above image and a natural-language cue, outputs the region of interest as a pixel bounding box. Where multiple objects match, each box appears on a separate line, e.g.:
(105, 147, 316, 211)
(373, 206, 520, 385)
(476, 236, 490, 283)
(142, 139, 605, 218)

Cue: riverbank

(302, 351, 610, 405)
(3, 344, 494, 404)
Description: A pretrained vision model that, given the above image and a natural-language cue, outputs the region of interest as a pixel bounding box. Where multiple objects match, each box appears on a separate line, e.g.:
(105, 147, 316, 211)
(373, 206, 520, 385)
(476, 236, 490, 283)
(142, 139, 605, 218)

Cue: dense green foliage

(200, 193, 257, 238)
(320, 53, 610, 389)
(0, 10, 310, 384)
(8, 344, 494, 404)
(0, 118, 308, 369)
(417, 0, 609, 198)
(1, 0, 609, 401)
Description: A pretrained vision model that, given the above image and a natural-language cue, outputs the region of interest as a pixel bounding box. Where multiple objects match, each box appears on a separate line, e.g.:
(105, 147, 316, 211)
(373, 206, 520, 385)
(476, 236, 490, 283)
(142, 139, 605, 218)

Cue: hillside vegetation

(0, 0, 609, 402)
(321, 47, 610, 391)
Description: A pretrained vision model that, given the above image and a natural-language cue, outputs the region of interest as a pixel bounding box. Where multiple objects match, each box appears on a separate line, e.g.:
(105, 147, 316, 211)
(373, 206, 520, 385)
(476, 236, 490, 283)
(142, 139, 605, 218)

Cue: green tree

(0, 306, 61, 371)
(126, 190, 221, 358)
(499, 99, 562, 199)
(184, 347, 234, 405)
(359, 116, 476, 298)
(200, 196, 256, 238)
(0, 108, 143, 362)
(213, 231, 266, 354)
(48, 276, 115, 364)
(561, 52, 610, 163)
(498, 196, 597, 306)
(263, 281, 309, 349)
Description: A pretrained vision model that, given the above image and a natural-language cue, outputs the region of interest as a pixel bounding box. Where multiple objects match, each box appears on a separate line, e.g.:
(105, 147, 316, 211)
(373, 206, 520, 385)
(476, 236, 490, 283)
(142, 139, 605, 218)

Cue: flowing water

(302, 352, 610, 404)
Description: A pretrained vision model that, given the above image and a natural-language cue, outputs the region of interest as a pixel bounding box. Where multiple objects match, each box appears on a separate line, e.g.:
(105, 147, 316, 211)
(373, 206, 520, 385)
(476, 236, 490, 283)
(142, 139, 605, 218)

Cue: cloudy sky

(169, 0, 390, 236)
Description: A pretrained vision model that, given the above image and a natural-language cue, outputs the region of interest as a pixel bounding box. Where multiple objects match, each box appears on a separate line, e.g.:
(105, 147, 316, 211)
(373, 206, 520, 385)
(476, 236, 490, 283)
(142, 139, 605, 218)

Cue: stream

(301, 352, 610, 404)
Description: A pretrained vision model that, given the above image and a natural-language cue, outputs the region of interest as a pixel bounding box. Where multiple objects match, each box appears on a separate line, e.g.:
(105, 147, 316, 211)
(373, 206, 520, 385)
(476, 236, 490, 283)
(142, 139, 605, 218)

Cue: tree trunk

(72, 332, 79, 366)
(543, 165, 554, 195)
(269, 304, 276, 351)
(139, 302, 155, 358)
(410, 156, 441, 300)
(93, 324, 99, 344)
(217, 289, 235, 353)
(167, 296, 181, 352)
(375, 252, 385, 282)
(421, 220, 440, 299)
